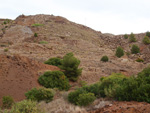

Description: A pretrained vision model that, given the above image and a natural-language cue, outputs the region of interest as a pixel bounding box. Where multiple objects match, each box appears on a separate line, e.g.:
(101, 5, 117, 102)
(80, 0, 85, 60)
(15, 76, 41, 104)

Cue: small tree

(146, 31, 150, 37)
(124, 34, 128, 39)
(34, 33, 38, 37)
(143, 36, 150, 45)
(129, 33, 136, 42)
(101, 56, 109, 62)
(60, 53, 82, 81)
(131, 44, 140, 54)
(115, 47, 124, 58)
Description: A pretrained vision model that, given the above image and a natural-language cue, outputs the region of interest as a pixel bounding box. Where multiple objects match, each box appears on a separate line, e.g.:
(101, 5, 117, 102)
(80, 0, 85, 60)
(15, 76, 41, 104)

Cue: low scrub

(25, 87, 55, 103)
(32, 23, 44, 27)
(38, 71, 70, 91)
(101, 56, 109, 62)
(136, 58, 144, 62)
(7, 100, 42, 113)
(44, 57, 62, 66)
(2, 96, 14, 109)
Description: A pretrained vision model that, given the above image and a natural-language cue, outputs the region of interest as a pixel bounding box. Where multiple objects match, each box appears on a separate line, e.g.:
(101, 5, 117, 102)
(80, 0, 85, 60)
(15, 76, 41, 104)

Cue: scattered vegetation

(25, 87, 55, 103)
(32, 23, 44, 27)
(44, 57, 62, 66)
(60, 52, 82, 81)
(136, 58, 144, 62)
(124, 34, 128, 39)
(115, 46, 124, 58)
(143, 36, 150, 45)
(68, 66, 150, 106)
(131, 44, 140, 54)
(38, 71, 70, 91)
(39, 41, 48, 44)
(34, 33, 38, 37)
(129, 33, 136, 42)
(2, 96, 14, 109)
(101, 56, 109, 62)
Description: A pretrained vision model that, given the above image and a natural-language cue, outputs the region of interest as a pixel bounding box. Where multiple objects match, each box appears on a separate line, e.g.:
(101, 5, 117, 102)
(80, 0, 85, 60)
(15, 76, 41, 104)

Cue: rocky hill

(0, 14, 150, 112)
(0, 14, 147, 84)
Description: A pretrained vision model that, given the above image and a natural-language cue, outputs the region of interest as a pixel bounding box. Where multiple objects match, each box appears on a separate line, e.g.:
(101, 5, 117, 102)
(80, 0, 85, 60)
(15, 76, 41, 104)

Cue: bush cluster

(25, 87, 55, 103)
(44, 57, 62, 66)
(101, 56, 109, 62)
(45, 53, 82, 82)
(68, 67, 150, 106)
(68, 88, 96, 106)
(115, 47, 124, 58)
(38, 71, 70, 90)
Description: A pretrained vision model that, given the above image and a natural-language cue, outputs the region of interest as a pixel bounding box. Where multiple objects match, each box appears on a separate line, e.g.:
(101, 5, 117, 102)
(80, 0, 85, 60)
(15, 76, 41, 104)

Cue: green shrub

(101, 56, 109, 62)
(60, 52, 82, 81)
(9, 100, 42, 113)
(38, 71, 70, 90)
(44, 57, 62, 66)
(79, 80, 87, 87)
(39, 41, 48, 44)
(32, 23, 44, 27)
(77, 93, 96, 106)
(146, 31, 150, 37)
(2, 96, 14, 109)
(143, 36, 150, 44)
(124, 34, 128, 39)
(99, 73, 127, 98)
(129, 33, 136, 42)
(25, 87, 55, 103)
(136, 58, 144, 62)
(34, 33, 38, 37)
(115, 46, 124, 58)
(4, 48, 8, 52)
(68, 88, 87, 105)
(131, 44, 140, 54)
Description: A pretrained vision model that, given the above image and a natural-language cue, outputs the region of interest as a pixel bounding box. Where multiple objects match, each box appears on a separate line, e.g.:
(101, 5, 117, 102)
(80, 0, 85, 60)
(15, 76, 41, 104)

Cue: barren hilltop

(0, 14, 150, 112)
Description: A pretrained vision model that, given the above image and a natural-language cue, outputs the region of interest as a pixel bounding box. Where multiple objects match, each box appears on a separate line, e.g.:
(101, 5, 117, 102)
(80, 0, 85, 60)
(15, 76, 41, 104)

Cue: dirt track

(0, 54, 59, 105)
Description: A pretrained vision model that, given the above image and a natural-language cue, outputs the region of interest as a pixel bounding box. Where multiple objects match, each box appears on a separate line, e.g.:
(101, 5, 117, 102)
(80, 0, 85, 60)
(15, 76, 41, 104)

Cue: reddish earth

(0, 54, 59, 105)
(90, 101, 150, 113)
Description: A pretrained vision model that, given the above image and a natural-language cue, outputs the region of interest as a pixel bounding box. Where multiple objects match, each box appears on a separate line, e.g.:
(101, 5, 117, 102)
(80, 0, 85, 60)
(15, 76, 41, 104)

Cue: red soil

(0, 54, 59, 105)
(90, 101, 150, 113)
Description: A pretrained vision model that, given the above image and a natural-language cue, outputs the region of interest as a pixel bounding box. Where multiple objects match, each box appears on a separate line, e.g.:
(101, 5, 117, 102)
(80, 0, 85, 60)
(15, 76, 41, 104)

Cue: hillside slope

(0, 14, 147, 84)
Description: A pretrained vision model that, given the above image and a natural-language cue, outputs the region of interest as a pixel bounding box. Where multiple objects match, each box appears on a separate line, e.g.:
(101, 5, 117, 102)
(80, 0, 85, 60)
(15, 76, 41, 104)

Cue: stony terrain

(0, 14, 150, 112)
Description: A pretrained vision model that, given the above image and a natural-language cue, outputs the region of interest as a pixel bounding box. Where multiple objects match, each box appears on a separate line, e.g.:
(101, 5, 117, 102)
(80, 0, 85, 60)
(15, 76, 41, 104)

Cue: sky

(0, 0, 150, 35)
